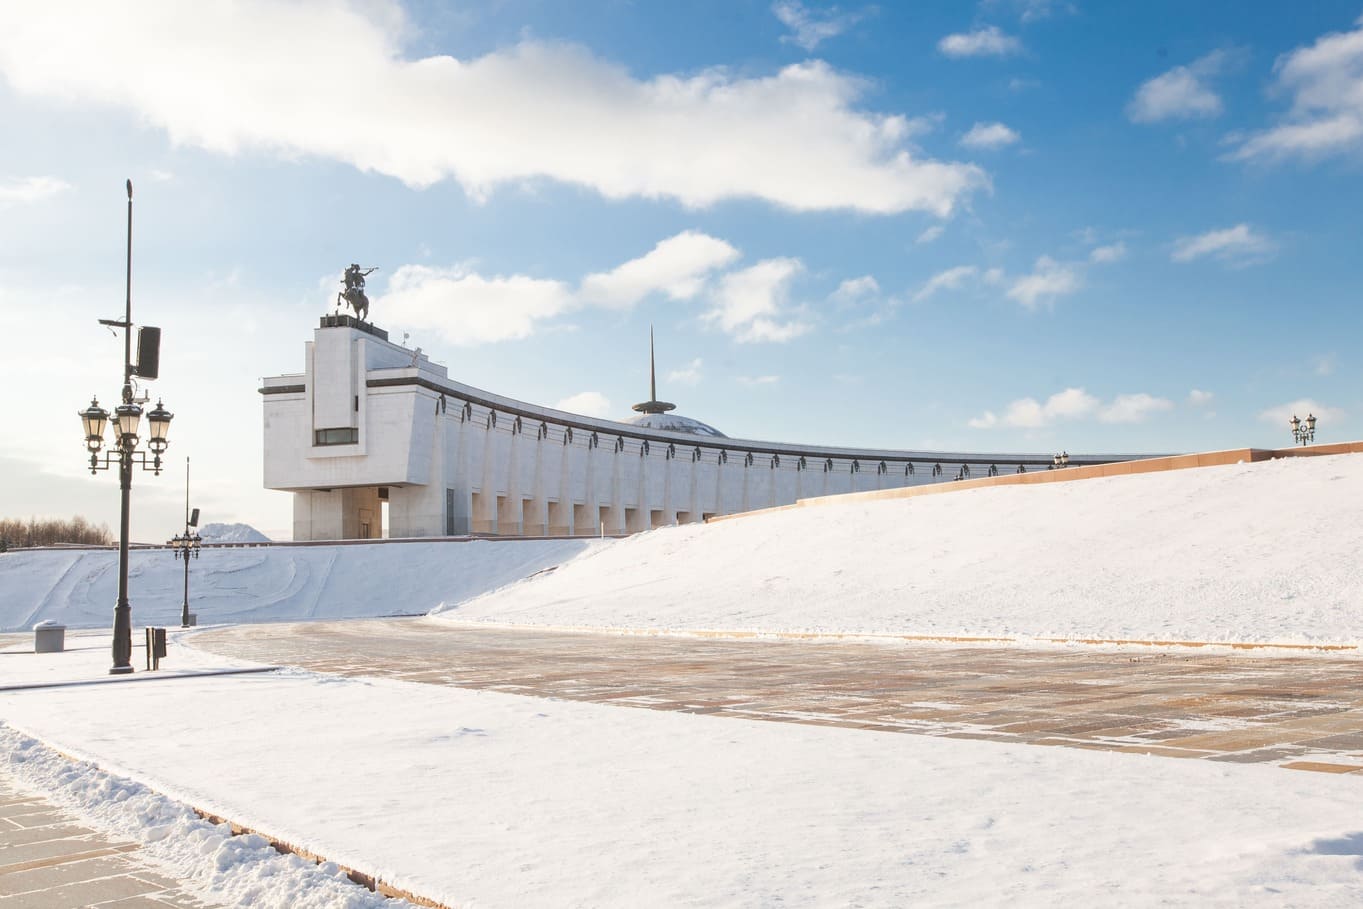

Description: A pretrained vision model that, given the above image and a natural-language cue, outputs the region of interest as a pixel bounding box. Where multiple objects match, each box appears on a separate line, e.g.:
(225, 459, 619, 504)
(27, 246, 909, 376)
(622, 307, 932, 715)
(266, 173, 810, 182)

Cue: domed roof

(623, 412, 727, 438)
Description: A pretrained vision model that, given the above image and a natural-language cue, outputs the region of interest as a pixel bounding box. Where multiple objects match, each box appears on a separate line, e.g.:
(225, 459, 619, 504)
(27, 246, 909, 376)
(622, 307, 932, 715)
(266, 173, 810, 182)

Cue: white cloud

(1089, 241, 1127, 264)
(1000, 388, 1099, 428)
(772, 1, 866, 51)
(1230, 20, 1363, 162)
(938, 26, 1022, 58)
(960, 121, 1020, 149)
(1258, 399, 1342, 426)
(967, 411, 998, 429)
(1006, 256, 1081, 308)
(1008, 76, 1040, 92)
(1188, 389, 1214, 406)
(738, 375, 781, 386)
(830, 275, 880, 307)
(578, 231, 739, 309)
(0, 175, 71, 205)
(982, 267, 1005, 285)
(912, 265, 978, 303)
(1127, 50, 1233, 123)
(971, 388, 1173, 429)
(0, 3, 986, 216)
(1098, 393, 1173, 424)
(1171, 224, 1274, 265)
(555, 391, 612, 418)
(704, 258, 811, 343)
(666, 358, 704, 386)
(378, 264, 573, 345)
(916, 225, 945, 244)
(1314, 353, 1337, 376)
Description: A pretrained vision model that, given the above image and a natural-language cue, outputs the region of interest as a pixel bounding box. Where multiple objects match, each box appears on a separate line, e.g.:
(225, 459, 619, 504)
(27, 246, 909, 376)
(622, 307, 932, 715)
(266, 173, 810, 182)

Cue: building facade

(262, 316, 1143, 540)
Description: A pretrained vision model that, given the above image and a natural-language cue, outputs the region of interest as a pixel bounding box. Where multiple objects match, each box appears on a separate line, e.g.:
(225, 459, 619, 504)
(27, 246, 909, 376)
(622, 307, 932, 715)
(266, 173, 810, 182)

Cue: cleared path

(194, 619, 1363, 773)
(0, 770, 214, 909)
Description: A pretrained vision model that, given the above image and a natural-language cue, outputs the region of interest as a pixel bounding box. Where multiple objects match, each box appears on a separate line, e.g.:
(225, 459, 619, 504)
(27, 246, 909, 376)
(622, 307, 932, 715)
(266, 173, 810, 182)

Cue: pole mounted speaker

(189, 507, 200, 528)
(135, 326, 161, 379)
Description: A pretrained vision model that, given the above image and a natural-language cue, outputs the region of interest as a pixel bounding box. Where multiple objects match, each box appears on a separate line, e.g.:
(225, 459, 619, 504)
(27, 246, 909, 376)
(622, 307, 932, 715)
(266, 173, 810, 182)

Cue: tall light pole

(1290, 413, 1317, 446)
(168, 457, 202, 628)
(78, 180, 173, 674)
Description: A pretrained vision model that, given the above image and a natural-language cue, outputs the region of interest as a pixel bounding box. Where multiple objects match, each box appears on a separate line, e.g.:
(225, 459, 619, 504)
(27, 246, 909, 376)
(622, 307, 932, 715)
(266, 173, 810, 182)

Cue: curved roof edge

(268, 366, 1162, 467)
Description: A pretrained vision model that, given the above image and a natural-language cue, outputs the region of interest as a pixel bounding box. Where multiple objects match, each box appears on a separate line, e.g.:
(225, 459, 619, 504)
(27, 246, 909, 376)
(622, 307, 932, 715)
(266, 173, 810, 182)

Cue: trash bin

(33, 620, 66, 654)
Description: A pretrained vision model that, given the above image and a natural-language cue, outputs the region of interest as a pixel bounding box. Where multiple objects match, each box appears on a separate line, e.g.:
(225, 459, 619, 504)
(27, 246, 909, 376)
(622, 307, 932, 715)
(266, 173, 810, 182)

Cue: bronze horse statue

(338, 264, 377, 321)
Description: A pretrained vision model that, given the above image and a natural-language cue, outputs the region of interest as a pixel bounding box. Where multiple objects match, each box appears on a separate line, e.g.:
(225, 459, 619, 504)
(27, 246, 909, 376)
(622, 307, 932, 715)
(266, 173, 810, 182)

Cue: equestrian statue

(338, 264, 378, 321)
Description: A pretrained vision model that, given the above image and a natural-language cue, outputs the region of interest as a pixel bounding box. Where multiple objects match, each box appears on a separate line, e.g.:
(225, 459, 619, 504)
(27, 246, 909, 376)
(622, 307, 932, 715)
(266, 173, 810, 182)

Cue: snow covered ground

(0, 538, 601, 632)
(436, 454, 1363, 646)
(3, 455, 1363, 905)
(8, 455, 1360, 645)
(2, 633, 1361, 907)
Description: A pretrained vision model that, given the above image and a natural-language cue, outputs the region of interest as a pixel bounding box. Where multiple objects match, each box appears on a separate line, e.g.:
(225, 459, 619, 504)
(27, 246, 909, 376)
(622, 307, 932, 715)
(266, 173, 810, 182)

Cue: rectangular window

(314, 427, 358, 446)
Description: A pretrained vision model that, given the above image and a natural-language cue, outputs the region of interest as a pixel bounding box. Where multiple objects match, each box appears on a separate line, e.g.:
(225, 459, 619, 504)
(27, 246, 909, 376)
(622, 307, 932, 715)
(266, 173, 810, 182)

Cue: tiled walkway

(196, 619, 1363, 773)
(0, 771, 213, 909)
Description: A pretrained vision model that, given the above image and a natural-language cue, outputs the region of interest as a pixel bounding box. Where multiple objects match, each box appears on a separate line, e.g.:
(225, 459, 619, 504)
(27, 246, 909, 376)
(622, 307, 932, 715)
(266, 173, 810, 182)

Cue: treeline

(0, 516, 113, 548)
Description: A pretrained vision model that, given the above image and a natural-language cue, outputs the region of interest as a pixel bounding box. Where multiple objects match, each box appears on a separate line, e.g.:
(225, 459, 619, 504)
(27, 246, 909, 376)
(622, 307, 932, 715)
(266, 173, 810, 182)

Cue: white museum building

(261, 315, 1140, 541)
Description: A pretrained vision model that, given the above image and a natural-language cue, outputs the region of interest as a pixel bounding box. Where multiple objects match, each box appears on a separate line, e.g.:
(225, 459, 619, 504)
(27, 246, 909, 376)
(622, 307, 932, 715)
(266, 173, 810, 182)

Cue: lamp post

(1290, 413, 1316, 447)
(167, 457, 201, 628)
(79, 180, 173, 674)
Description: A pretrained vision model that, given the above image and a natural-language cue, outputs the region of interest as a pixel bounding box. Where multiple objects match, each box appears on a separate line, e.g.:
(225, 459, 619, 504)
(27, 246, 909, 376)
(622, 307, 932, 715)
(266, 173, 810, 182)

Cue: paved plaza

(196, 619, 1363, 772)
(0, 772, 213, 909)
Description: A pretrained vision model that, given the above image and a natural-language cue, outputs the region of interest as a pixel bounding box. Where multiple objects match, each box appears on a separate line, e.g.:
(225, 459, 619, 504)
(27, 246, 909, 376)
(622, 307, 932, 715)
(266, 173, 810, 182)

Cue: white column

(529, 424, 548, 535)
(609, 437, 625, 533)
(478, 412, 498, 532)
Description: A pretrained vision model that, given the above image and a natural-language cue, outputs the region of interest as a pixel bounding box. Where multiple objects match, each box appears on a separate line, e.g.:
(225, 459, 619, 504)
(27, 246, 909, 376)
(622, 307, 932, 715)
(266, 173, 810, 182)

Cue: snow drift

(434, 454, 1363, 646)
(0, 539, 600, 631)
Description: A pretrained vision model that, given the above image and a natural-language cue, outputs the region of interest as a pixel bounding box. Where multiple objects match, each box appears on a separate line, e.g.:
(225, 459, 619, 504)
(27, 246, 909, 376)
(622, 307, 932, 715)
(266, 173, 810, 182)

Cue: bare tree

(0, 516, 114, 548)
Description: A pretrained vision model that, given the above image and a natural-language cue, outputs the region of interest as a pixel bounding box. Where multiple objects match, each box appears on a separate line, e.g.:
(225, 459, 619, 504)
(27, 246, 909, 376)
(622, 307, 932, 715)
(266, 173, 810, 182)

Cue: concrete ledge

(437, 619, 1360, 652)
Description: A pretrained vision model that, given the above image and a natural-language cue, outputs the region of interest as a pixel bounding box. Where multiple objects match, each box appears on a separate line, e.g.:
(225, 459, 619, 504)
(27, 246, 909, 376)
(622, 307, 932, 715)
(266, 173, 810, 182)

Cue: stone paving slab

(196, 618, 1363, 773)
(0, 773, 215, 908)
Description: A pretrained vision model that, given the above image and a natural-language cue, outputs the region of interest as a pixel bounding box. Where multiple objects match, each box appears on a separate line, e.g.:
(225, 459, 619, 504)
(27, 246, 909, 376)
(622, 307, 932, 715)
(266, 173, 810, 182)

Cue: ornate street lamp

(79, 180, 172, 675)
(167, 457, 201, 628)
(1290, 413, 1316, 447)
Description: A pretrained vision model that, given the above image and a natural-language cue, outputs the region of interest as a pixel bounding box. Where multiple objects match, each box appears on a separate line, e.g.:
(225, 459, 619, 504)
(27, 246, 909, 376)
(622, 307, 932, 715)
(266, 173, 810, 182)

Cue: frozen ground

(0, 538, 600, 632)
(437, 454, 1363, 646)
(1, 632, 1361, 907)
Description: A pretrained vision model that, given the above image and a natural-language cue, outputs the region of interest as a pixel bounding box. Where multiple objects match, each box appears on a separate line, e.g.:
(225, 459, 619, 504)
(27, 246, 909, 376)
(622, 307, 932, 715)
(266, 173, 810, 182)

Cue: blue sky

(1, 0, 1359, 539)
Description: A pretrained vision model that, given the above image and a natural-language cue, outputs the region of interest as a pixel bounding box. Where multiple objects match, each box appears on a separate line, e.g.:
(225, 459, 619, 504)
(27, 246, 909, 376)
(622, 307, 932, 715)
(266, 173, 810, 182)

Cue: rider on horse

(339, 264, 378, 321)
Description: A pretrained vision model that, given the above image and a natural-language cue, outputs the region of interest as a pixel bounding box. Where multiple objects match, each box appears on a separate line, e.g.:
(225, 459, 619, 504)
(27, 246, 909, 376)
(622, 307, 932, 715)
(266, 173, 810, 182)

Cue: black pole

(110, 180, 135, 674)
(181, 457, 191, 628)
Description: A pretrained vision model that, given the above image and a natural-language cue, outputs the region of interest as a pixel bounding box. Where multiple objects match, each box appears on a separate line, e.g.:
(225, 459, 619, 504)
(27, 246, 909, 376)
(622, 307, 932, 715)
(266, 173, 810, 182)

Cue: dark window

(314, 427, 358, 446)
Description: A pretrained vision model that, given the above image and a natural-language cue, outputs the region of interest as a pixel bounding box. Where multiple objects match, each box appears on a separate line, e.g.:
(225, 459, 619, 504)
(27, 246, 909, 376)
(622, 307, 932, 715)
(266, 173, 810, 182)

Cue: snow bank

(0, 539, 603, 631)
(0, 724, 409, 908)
(199, 522, 270, 544)
(435, 454, 1363, 645)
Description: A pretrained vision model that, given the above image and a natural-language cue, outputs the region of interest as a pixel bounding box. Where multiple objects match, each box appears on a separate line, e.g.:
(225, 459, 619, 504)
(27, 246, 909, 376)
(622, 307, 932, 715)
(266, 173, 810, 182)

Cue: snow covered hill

(198, 522, 270, 544)
(0, 539, 601, 631)
(434, 453, 1363, 646)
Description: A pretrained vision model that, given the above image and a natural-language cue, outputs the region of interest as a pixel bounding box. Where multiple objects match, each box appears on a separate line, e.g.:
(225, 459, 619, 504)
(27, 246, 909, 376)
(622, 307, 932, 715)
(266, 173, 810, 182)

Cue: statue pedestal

(320, 314, 388, 341)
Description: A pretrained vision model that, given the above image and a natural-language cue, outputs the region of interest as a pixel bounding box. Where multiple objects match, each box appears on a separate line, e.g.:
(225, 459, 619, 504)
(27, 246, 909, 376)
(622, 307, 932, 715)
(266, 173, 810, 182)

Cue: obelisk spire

(632, 325, 676, 415)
